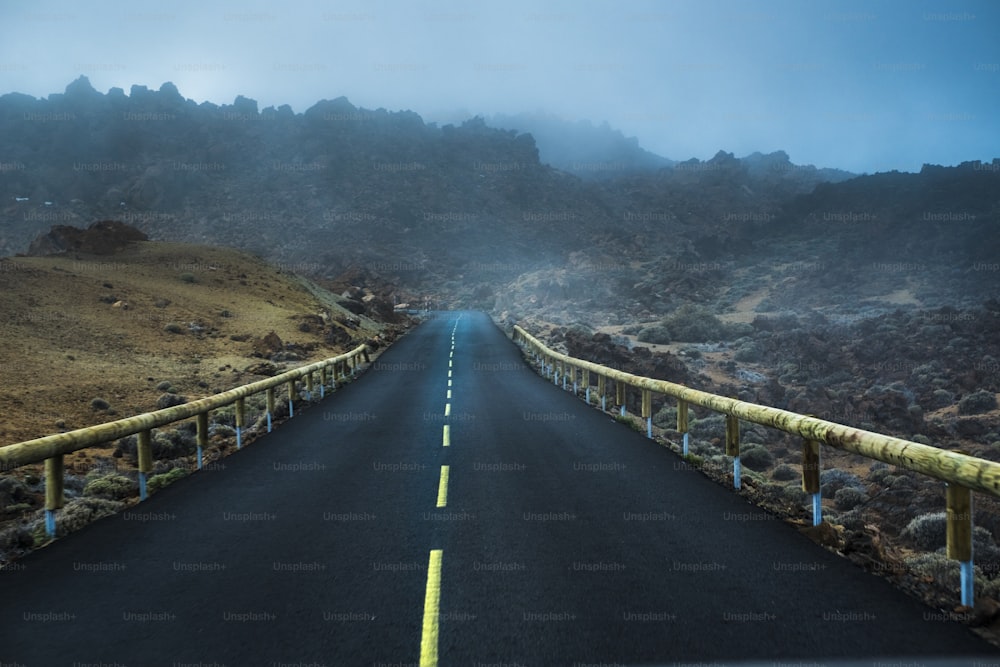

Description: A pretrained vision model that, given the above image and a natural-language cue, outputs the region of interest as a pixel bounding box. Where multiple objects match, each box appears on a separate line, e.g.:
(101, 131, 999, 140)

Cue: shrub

(155, 380, 174, 392)
(636, 324, 671, 345)
(114, 435, 138, 461)
(834, 486, 868, 511)
(662, 304, 724, 343)
(782, 484, 808, 505)
(54, 497, 126, 535)
(958, 390, 998, 415)
(211, 424, 236, 439)
(179, 272, 196, 283)
(690, 414, 726, 438)
(930, 389, 955, 408)
(771, 463, 797, 481)
(0, 523, 34, 559)
(652, 405, 677, 429)
(164, 323, 185, 334)
(156, 393, 187, 409)
(152, 429, 196, 459)
(901, 511, 1000, 557)
(819, 468, 864, 499)
(615, 414, 644, 433)
(147, 467, 188, 493)
(740, 444, 773, 471)
(83, 474, 135, 500)
(90, 397, 110, 411)
(734, 343, 763, 363)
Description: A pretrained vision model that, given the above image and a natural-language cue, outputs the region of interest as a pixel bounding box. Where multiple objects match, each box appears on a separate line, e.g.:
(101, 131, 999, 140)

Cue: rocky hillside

(2, 77, 869, 305)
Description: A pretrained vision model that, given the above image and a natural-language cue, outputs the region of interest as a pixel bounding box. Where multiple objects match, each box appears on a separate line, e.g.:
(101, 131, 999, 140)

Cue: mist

(2, 0, 999, 173)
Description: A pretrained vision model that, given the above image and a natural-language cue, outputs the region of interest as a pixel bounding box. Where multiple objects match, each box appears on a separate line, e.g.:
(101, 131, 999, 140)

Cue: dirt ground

(0, 241, 382, 448)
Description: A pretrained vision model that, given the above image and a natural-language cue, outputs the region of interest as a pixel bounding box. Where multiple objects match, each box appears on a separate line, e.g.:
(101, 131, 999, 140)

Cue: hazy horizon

(2, 0, 998, 174)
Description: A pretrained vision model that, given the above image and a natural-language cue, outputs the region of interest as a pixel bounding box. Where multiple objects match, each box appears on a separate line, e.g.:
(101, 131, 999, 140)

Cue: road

(1, 310, 996, 666)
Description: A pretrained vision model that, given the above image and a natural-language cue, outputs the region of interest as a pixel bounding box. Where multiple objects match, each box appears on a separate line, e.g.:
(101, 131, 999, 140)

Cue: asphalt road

(1, 310, 996, 666)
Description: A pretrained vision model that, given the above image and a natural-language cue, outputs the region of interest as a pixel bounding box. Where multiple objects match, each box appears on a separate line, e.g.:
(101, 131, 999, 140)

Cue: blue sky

(1, 0, 998, 173)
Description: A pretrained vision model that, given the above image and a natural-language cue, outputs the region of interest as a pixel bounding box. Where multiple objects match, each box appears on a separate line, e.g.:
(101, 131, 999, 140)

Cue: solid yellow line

(419, 549, 443, 667)
(442, 424, 450, 447)
(436, 465, 450, 507)
(445, 403, 451, 417)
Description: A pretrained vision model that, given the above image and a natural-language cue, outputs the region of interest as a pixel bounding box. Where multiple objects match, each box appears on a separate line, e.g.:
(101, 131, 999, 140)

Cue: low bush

(147, 467, 188, 493)
(819, 468, 865, 499)
(834, 486, 868, 511)
(958, 390, 998, 415)
(740, 444, 773, 471)
(771, 463, 797, 481)
(83, 473, 135, 500)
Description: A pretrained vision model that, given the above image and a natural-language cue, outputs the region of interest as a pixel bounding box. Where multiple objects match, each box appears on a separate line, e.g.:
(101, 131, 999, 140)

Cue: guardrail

(0, 343, 370, 537)
(513, 324, 1000, 606)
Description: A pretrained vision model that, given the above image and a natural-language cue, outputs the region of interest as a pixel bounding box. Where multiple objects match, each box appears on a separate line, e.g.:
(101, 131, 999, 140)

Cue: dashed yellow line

(419, 549, 443, 666)
(444, 403, 451, 417)
(446, 389, 452, 399)
(442, 424, 450, 447)
(436, 465, 450, 507)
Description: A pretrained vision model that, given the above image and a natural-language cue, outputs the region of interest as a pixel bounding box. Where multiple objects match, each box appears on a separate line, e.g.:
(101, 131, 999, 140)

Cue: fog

(1, 0, 998, 173)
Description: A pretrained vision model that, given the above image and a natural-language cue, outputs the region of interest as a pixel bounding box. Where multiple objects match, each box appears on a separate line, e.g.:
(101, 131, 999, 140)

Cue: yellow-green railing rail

(513, 324, 1000, 606)
(0, 343, 370, 537)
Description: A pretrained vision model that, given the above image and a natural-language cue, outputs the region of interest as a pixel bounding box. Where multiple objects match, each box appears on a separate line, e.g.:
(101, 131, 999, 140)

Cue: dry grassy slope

(0, 241, 383, 446)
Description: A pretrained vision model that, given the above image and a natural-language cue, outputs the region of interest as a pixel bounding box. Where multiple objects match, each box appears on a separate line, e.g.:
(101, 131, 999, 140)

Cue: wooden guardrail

(0, 343, 370, 537)
(513, 324, 1000, 606)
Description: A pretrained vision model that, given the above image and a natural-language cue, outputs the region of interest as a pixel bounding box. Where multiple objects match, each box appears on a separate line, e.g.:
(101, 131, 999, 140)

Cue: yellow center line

(448, 370, 452, 378)
(448, 360, 452, 368)
(446, 389, 452, 399)
(447, 379, 452, 387)
(436, 465, 450, 507)
(444, 403, 451, 417)
(442, 424, 450, 447)
(419, 549, 443, 667)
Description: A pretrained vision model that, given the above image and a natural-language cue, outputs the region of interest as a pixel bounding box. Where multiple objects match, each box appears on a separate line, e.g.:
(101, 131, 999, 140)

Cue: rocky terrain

(0, 221, 410, 562)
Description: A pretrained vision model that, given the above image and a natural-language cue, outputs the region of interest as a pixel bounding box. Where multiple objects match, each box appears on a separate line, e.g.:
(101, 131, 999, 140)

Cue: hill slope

(0, 228, 402, 447)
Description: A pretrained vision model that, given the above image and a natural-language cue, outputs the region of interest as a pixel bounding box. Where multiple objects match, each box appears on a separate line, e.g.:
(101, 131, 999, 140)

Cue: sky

(1, 0, 998, 174)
